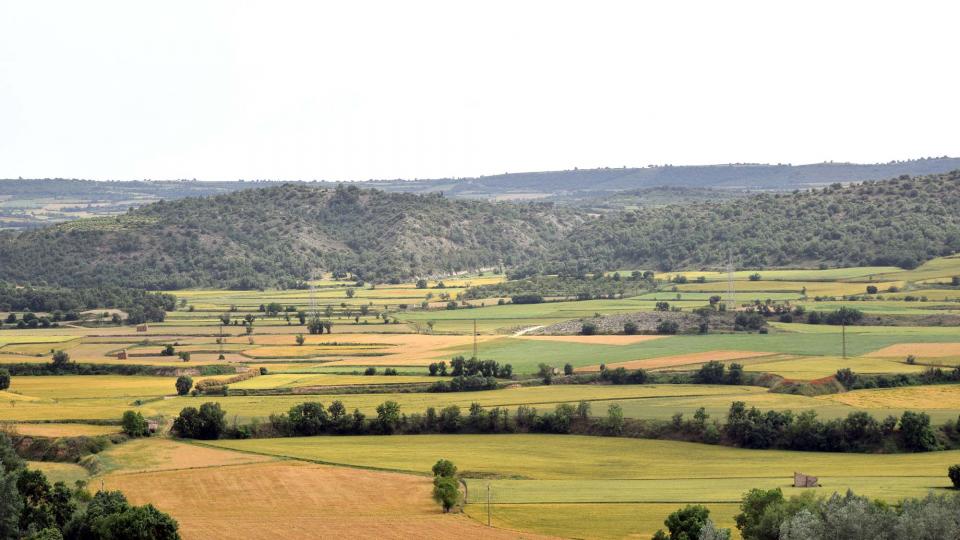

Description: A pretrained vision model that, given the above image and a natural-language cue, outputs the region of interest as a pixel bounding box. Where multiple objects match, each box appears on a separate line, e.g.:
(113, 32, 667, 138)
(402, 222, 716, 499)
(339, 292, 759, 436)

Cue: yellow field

(6, 375, 180, 399)
(2, 422, 119, 437)
(817, 384, 960, 410)
(230, 373, 440, 390)
(28, 460, 89, 485)
(867, 342, 960, 358)
(578, 350, 775, 373)
(743, 355, 924, 380)
(102, 452, 547, 540)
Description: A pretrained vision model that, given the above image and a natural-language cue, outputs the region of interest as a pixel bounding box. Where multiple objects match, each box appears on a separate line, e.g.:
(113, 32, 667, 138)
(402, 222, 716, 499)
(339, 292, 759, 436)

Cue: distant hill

(528, 170, 960, 275)
(2, 170, 959, 289)
(2, 157, 958, 229)
(0, 184, 580, 289)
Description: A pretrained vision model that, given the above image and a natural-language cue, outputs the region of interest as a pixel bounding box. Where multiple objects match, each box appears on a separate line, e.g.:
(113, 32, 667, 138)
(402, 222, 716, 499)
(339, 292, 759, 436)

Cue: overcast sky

(1, 1, 957, 182)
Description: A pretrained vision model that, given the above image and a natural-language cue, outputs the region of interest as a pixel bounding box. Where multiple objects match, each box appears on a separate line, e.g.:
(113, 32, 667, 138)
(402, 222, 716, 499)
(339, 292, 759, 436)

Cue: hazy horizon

(2, 1, 959, 181)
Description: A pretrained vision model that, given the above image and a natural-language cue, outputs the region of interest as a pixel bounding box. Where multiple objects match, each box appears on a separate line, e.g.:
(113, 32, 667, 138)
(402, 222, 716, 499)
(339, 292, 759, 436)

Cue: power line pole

(487, 482, 491, 527)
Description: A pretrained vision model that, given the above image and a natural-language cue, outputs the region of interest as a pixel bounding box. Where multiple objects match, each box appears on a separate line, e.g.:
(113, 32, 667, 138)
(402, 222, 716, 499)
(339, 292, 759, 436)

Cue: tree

(899, 410, 938, 451)
(289, 402, 329, 436)
(172, 402, 226, 439)
(696, 361, 725, 384)
(949, 465, 960, 489)
(51, 350, 70, 368)
(161, 345, 175, 356)
(175, 375, 193, 396)
(0, 369, 9, 391)
(177, 351, 190, 362)
(121, 411, 149, 437)
(432, 476, 460, 513)
(416, 279, 428, 289)
(432, 459, 457, 478)
(346, 288, 355, 298)
(307, 317, 324, 335)
(580, 322, 597, 335)
(0, 464, 22, 540)
(295, 334, 305, 346)
(866, 285, 878, 294)
(655, 504, 711, 540)
(605, 403, 624, 435)
(623, 321, 638, 335)
(563, 363, 574, 376)
(376, 401, 401, 434)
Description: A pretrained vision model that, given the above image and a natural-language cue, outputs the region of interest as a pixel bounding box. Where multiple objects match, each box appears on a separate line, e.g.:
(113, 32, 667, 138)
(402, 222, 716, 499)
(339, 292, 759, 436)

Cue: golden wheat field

(577, 350, 775, 372)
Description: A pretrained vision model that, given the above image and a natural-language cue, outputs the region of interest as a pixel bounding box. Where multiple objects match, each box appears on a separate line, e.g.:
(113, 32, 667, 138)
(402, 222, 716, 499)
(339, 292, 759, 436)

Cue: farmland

(0, 255, 958, 539)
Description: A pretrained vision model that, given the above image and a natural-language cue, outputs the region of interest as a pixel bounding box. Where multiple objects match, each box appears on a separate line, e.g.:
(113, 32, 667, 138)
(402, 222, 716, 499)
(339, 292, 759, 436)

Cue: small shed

(116, 350, 128, 360)
(793, 472, 819, 488)
(136, 324, 149, 332)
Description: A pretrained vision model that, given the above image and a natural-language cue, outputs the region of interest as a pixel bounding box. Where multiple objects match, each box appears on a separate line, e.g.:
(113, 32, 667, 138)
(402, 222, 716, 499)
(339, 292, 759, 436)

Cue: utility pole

(842, 321, 847, 359)
(473, 319, 478, 359)
(487, 483, 491, 526)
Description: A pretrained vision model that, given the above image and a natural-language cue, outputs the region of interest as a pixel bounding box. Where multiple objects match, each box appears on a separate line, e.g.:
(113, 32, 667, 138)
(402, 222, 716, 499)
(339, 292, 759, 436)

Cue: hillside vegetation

(1, 171, 959, 288)
(530, 170, 960, 275)
(0, 184, 578, 288)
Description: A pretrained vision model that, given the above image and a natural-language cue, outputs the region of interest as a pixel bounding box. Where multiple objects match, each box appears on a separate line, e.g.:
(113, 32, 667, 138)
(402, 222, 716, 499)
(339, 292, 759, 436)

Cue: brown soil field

(867, 343, 960, 358)
(103, 459, 552, 540)
(517, 335, 667, 346)
(576, 350, 776, 373)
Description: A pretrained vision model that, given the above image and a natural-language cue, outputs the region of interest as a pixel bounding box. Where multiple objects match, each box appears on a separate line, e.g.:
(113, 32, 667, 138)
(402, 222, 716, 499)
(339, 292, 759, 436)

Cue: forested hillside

(1, 171, 959, 289)
(530, 171, 960, 275)
(0, 184, 579, 288)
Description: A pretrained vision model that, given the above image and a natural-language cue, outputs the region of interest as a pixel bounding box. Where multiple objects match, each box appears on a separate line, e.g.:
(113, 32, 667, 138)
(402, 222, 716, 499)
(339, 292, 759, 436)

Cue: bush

(383, 367, 398, 376)
(172, 402, 226, 439)
(949, 465, 960, 489)
(656, 320, 679, 335)
(432, 459, 457, 478)
(563, 363, 574, 376)
(511, 294, 544, 304)
(623, 321, 638, 335)
(0, 368, 9, 390)
(121, 410, 149, 437)
(580, 322, 597, 335)
(363, 367, 377, 376)
(175, 375, 193, 396)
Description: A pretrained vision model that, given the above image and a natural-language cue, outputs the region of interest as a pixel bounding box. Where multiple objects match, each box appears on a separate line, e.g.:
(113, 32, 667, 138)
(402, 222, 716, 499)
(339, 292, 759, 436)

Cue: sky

(0, 1, 958, 182)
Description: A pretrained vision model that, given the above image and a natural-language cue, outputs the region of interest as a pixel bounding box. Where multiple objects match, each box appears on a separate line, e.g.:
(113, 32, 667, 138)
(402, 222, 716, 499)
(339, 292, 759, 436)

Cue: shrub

(580, 322, 597, 335)
(432, 459, 457, 478)
(121, 410, 149, 437)
(906, 355, 916, 365)
(432, 476, 460, 513)
(656, 320, 679, 334)
(175, 375, 193, 396)
(384, 367, 398, 376)
(160, 345, 175, 356)
(563, 363, 574, 376)
(363, 367, 377, 376)
(511, 294, 544, 304)
(0, 368, 9, 391)
(950, 465, 960, 489)
(172, 402, 226, 439)
(623, 321, 638, 335)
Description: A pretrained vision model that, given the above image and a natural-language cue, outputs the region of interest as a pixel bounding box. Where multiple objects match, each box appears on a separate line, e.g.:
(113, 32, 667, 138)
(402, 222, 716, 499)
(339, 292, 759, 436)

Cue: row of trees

(654, 488, 960, 540)
(724, 401, 941, 452)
